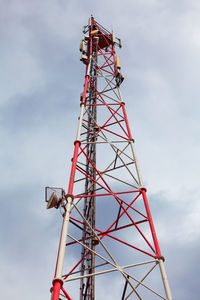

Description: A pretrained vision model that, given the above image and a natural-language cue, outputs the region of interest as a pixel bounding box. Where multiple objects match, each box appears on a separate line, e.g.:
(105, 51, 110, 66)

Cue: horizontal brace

(64, 260, 157, 283)
(66, 219, 147, 247)
(81, 140, 129, 144)
(85, 103, 121, 106)
(74, 189, 140, 198)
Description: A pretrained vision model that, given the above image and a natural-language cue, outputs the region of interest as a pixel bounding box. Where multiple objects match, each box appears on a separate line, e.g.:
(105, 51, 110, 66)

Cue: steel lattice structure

(47, 17, 172, 300)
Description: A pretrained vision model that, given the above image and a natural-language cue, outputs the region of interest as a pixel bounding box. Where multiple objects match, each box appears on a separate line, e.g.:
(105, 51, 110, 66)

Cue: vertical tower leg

(159, 258, 172, 300)
(52, 196, 73, 300)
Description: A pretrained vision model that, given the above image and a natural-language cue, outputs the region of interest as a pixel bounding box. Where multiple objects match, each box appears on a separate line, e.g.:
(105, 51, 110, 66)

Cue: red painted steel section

(52, 281, 62, 300)
(61, 286, 72, 300)
(141, 188, 161, 256)
(109, 193, 156, 253)
(81, 76, 89, 105)
(95, 228, 155, 258)
(68, 141, 81, 194)
(73, 189, 140, 198)
(121, 103, 133, 140)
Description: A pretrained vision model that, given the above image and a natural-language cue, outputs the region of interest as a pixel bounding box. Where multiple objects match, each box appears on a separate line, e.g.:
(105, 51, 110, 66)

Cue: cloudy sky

(1, 0, 200, 299)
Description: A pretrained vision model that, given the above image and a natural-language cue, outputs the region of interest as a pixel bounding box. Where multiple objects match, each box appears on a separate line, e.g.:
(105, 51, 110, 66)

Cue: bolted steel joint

(158, 255, 165, 262)
(74, 140, 81, 146)
(52, 277, 64, 287)
(65, 194, 74, 203)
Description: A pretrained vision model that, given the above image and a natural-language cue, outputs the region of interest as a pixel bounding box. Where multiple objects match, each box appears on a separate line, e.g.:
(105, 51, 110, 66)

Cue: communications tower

(46, 17, 172, 300)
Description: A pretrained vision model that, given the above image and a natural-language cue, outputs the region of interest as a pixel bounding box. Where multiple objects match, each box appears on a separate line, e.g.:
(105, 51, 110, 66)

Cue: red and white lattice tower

(46, 16, 172, 300)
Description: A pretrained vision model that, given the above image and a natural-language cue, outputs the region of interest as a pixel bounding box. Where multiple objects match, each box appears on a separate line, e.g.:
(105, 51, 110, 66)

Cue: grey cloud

(1, 0, 200, 299)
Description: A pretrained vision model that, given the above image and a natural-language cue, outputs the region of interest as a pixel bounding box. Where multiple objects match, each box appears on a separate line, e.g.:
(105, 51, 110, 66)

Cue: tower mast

(80, 18, 97, 299)
(47, 16, 172, 300)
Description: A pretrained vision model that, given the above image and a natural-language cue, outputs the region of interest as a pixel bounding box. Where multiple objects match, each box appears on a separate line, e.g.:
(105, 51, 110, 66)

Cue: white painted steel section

(117, 86, 123, 102)
(66, 262, 149, 282)
(159, 259, 172, 300)
(65, 260, 157, 282)
(76, 103, 85, 141)
(87, 56, 91, 76)
(117, 87, 144, 188)
(130, 140, 144, 188)
(54, 196, 73, 279)
(124, 263, 163, 300)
